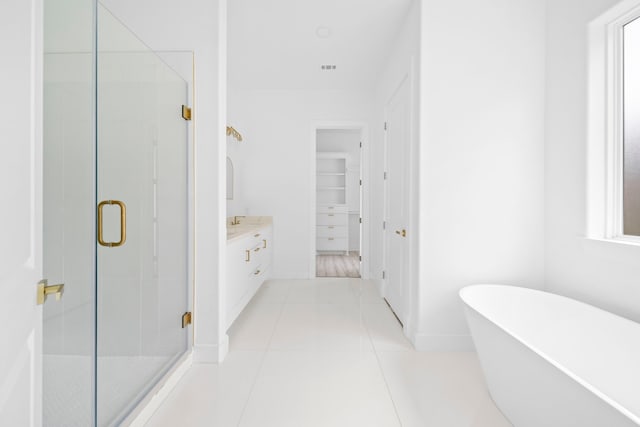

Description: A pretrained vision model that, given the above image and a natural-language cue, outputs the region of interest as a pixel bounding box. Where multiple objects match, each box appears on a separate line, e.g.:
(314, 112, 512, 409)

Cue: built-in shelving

(316, 153, 347, 205)
(316, 152, 349, 254)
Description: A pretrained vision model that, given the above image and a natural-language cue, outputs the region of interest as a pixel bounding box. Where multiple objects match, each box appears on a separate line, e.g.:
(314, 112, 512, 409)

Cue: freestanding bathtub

(460, 284, 640, 427)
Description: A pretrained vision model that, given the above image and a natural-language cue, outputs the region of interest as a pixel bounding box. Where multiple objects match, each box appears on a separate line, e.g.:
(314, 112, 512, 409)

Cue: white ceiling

(228, 0, 414, 91)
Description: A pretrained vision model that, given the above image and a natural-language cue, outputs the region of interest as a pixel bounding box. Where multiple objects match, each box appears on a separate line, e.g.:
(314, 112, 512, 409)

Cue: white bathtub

(460, 284, 640, 427)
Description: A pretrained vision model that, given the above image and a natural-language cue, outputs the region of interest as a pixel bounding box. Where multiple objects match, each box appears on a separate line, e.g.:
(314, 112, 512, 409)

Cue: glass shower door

(43, 0, 95, 425)
(96, 4, 189, 425)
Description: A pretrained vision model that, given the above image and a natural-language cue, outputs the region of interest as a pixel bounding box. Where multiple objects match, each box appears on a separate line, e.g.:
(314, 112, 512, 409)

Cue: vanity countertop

(226, 216, 273, 242)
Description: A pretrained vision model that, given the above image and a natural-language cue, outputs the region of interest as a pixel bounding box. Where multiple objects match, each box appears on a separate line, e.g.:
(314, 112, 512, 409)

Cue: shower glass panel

(96, 4, 189, 426)
(43, 0, 96, 425)
(43, 1, 189, 424)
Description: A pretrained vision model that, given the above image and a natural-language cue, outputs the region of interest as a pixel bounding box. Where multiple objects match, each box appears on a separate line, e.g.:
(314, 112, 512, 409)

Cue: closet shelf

(316, 152, 349, 254)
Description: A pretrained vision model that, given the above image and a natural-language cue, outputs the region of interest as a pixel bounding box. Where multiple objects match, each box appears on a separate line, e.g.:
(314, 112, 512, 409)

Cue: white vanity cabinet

(226, 223, 273, 329)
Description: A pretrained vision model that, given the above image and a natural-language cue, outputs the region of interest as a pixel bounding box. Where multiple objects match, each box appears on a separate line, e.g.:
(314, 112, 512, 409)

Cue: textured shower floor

(44, 354, 169, 426)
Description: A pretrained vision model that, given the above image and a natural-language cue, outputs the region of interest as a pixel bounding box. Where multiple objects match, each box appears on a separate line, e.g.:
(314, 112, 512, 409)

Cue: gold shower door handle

(98, 200, 127, 247)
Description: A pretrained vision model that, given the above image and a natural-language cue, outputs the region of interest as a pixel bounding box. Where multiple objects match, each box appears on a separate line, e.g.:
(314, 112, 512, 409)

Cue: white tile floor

(145, 279, 512, 427)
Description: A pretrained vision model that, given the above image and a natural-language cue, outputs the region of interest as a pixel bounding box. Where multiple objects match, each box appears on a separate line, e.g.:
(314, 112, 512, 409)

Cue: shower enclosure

(43, 1, 192, 425)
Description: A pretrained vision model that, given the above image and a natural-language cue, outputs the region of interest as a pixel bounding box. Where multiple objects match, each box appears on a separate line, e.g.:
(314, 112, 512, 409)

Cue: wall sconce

(226, 126, 243, 142)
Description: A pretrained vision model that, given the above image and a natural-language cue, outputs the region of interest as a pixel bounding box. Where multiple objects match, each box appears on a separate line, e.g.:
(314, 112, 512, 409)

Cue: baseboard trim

(127, 352, 193, 426)
(193, 335, 229, 364)
(411, 333, 475, 351)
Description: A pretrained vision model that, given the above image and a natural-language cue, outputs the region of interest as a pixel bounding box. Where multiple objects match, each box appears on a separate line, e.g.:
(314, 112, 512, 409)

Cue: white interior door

(384, 76, 410, 325)
(0, 1, 43, 425)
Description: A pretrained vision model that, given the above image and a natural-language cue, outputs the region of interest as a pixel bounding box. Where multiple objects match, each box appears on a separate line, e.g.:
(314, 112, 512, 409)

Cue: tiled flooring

(145, 279, 511, 427)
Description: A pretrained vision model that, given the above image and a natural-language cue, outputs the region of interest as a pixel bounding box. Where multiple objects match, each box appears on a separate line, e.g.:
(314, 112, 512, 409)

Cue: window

(588, 2, 640, 242)
(623, 17, 640, 236)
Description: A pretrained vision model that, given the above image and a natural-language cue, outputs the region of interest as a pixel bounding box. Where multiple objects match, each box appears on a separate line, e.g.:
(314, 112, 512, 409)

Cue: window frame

(588, 1, 640, 244)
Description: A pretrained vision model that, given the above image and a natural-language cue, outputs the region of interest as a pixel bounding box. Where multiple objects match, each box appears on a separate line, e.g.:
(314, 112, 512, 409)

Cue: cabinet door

(226, 239, 250, 324)
(252, 227, 272, 271)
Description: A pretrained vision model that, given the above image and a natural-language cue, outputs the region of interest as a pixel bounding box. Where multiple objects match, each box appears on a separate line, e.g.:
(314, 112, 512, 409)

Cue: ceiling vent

(321, 65, 337, 70)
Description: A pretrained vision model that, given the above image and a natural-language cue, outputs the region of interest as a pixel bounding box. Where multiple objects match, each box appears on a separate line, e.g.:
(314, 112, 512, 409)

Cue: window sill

(585, 236, 640, 248)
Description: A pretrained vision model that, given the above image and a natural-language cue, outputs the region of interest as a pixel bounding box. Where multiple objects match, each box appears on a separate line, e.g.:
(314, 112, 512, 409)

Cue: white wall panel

(546, 0, 640, 323)
(417, 0, 546, 350)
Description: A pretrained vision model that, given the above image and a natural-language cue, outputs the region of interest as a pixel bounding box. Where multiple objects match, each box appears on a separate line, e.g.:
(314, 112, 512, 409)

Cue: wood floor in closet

(316, 252, 361, 278)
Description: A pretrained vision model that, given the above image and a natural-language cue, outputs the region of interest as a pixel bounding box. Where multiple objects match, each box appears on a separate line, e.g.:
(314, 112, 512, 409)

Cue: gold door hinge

(182, 105, 192, 121)
(182, 312, 192, 328)
(37, 279, 65, 305)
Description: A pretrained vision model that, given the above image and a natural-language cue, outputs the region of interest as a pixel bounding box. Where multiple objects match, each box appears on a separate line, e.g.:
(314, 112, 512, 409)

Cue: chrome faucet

(231, 215, 245, 225)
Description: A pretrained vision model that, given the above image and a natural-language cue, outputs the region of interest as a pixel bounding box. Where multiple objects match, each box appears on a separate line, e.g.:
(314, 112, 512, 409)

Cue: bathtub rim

(460, 284, 640, 426)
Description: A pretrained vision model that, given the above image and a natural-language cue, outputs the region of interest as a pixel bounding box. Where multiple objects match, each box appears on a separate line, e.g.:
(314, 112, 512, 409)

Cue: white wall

(416, 0, 546, 350)
(546, 0, 640, 322)
(226, 89, 373, 278)
(317, 129, 361, 251)
(100, 0, 228, 362)
(226, 82, 246, 217)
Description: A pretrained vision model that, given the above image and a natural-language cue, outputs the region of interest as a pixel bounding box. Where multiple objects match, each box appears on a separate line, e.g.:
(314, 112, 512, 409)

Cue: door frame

(309, 121, 370, 279)
(382, 56, 418, 334)
(0, 0, 44, 425)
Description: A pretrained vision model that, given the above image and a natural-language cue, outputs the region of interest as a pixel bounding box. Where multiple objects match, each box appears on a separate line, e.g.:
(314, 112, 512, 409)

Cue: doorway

(314, 128, 363, 278)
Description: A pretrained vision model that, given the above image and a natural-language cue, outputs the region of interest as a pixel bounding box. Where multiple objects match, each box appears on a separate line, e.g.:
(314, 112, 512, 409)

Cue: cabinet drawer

(316, 213, 348, 226)
(247, 231, 266, 247)
(249, 263, 269, 279)
(317, 205, 348, 214)
(317, 237, 348, 251)
(317, 225, 347, 238)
